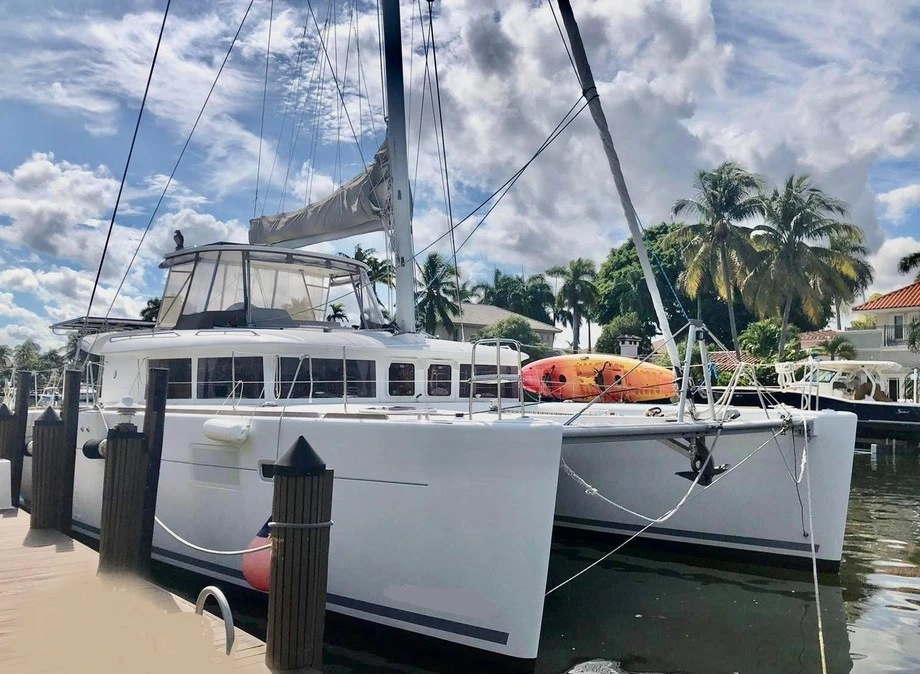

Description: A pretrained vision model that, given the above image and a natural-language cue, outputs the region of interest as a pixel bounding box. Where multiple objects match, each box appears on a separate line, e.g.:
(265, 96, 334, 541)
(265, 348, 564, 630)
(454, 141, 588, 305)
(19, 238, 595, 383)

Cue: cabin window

(277, 357, 376, 399)
(156, 262, 194, 329)
(459, 364, 519, 399)
(148, 358, 192, 399)
(197, 356, 264, 399)
(427, 364, 452, 396)
(388, 363, 415, 397)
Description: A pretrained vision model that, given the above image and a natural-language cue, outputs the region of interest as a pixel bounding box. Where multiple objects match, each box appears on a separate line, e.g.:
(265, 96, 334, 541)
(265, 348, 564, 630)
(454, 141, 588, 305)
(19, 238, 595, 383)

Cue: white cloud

(878, 184, 920, 223)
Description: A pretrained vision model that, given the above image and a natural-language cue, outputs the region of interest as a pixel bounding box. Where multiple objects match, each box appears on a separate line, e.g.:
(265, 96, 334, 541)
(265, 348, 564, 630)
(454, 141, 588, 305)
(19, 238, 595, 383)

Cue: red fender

(241, 519, 272, 592)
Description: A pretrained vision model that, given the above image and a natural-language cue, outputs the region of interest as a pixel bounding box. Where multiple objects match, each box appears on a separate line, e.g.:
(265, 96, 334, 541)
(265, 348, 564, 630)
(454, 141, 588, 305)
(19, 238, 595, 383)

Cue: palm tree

(671, 161, 764, 358)
(818, 335, 856, 360)
(738, 318, 782, 360)
(0, 345, 11, 372)
(140, 297, 161, 322)
(744, 175, 865, 354)
(471, 270, 554, 324)
(898, 250, 920, 281)
(14, 339, 40, 370)
(342, 244, 395, 306)
(325, 303, 348, 324)
(828, 233, 874, 330)
(546, 258, 597, 352)
(415, 252, 460, 336)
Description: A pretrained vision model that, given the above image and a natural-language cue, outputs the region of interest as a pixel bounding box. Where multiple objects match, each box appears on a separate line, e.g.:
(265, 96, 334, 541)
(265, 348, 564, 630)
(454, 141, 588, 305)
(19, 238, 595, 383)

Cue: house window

(388, 363, 415, 397)
(197, 356, 264, 399)
(894, 315, 905, 341)
(427, 364, 452, 396)
(148, 358, 192, 399)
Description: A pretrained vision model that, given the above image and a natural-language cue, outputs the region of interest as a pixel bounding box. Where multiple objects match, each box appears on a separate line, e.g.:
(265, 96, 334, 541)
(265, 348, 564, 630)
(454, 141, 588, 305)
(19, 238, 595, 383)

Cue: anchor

(675, 437, 729, 486)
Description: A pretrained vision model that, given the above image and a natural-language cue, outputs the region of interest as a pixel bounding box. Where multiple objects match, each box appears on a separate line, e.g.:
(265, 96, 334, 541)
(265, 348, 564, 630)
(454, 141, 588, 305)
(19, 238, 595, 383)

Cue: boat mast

(556, 0, 681, 372)
(381, 0, 416, 333)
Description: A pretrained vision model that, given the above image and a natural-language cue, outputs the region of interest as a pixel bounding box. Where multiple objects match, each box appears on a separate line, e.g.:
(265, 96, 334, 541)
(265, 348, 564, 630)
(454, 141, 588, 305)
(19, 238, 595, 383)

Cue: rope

(84, 0, 170, 323)
(155, 516, 270, 556)
(254, 0, 274, 217)
(802, 420, 828, 674)
(426, 0, 465, 340)
(559, 430, 718, 524)
(547, 418, 792, 596)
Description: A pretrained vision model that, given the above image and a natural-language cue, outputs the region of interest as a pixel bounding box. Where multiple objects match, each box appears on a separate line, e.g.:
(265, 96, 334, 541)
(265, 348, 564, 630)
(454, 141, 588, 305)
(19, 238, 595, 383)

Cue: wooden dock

(0, 508, 269, 672)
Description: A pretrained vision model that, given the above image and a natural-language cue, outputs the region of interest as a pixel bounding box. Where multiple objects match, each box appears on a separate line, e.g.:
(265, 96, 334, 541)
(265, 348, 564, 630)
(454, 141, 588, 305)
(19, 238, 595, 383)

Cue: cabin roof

(160, 242, 370, 274)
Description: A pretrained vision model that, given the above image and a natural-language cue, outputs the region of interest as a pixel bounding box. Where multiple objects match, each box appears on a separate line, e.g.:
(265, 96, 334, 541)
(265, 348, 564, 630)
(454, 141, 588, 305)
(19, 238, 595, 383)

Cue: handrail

(469, 339, 524, 419)
(195, 585, 235, 655)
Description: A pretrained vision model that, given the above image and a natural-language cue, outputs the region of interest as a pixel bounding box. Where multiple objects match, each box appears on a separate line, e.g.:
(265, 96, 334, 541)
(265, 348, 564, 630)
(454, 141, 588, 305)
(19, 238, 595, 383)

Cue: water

(154, 445, 920, 674)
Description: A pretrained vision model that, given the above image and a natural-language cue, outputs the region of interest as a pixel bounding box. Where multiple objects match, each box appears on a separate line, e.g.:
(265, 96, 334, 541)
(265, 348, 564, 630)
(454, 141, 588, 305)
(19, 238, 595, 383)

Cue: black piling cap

(35, 406, 62, 425)
(274, 436, 326, 477)
(0, 404, 11, 418)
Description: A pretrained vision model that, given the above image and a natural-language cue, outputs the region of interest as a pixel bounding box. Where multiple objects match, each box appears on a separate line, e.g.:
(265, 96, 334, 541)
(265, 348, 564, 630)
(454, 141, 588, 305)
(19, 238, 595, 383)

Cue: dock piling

(0, 372, 31, 507)
(29, 407, 66, 530)
(59, 369, 82, 535)
(266, 436, 333, 673)
(98, 367, 168, 576)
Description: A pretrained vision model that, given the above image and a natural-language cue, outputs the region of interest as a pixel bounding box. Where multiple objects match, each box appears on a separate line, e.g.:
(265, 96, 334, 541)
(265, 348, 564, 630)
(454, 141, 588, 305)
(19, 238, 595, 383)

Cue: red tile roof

(799, 329, 838, 342)
(707, 350, 759, 372)
(853, 281, 920, 311)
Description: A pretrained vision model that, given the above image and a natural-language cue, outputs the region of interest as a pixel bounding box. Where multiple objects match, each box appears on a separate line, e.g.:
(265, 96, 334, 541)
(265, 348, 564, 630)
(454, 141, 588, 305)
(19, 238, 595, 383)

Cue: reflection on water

(153, 446, 920, 674)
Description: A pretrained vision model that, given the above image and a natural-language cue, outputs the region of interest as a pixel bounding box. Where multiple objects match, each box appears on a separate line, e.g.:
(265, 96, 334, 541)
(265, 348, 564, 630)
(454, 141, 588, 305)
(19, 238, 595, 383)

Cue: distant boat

(522, 353, 677, 403)
(694, 358, 920, 439)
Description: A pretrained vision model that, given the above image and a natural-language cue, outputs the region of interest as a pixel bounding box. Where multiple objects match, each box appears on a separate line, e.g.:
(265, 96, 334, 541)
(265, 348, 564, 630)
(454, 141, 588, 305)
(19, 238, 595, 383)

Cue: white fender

(0, 459, 12, 510)
(202, 418, 250, 445)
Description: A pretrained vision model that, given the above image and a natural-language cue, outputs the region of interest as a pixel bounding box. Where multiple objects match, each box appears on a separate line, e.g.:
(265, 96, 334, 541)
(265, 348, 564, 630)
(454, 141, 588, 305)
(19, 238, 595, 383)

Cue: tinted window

(277, 358, 376, 399)
(197, 356, 264, 399)
(427, 364, 451, 397)
(148, 358, 192, 399)
(459, 364, 519, 399)
(388, 363, 415, 397)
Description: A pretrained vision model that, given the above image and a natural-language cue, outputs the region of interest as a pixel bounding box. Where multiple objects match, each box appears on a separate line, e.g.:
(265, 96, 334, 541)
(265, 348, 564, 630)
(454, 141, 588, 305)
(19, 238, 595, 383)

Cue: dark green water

(154, 445, 920, 674)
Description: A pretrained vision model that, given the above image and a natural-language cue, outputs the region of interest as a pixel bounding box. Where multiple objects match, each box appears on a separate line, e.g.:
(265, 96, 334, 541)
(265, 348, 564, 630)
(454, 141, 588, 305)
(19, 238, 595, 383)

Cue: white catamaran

(18, 0, 858, 664)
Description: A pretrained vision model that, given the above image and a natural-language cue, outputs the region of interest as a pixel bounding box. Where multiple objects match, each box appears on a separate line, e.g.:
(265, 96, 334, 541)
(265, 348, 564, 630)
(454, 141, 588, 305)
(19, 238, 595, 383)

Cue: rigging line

(411, 0, 432, 194)
(547, 0, 580, 82)
(104, 0, 256, 320)
(264, 0, 312, 212)
(86, 0, 170, 323)
(305, 0, 367, 169)
(305, 2, 334, 207)
(453, 99, 589, 255)
(406, 0, 416, 139)
(255, 0, 274, 217)
(355, 11, 380, 145)
(427, 0, 464, 339)
(335, 0, 357, 188)
(376, 0, 386, 118)
(414, 96, 586, 266)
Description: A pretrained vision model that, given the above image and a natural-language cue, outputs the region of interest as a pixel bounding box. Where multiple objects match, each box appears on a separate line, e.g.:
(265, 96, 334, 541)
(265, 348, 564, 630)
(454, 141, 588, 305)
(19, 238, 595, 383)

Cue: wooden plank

(0, 509, 269, 671)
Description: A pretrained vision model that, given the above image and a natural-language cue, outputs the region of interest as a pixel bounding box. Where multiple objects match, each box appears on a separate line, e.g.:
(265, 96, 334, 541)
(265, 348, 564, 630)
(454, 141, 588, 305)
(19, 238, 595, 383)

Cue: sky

(0, 0, 918, 350)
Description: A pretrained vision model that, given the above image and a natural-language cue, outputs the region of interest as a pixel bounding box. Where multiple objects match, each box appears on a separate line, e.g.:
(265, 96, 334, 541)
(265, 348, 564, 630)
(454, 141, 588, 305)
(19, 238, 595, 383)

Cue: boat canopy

(156, 243, 388, 331)
(775, 359, 905, 376)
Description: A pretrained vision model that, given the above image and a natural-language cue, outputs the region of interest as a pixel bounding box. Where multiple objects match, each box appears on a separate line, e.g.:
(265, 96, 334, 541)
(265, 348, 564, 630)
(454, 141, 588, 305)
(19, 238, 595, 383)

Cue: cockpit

(155, 243, 388, 331)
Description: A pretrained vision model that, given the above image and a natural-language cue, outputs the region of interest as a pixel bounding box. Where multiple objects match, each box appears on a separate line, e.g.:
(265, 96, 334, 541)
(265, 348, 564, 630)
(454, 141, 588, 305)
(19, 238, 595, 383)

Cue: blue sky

(0, 0, 918, 349)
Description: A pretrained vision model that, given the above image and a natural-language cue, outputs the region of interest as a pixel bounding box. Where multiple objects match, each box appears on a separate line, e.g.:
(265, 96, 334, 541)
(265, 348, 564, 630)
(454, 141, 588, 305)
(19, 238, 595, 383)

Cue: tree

(325, 303, 347, 324)
(828, 233, 874, 330)
(13, 339, 40, 370)
(140, 297, 161, 322)
(415, 252, 460, 336)
(470, 316, 550, 360)
(472, 270, 554, 324)
(738, 319, 783, 360)
(744, 175, 866, 354)
(898, 250, 920, 281)
(546, 258, 597, 353)
(594, 312, 654, 354)
(670, 161, 764, 358)
(343, 244, 395, 305)
(818, 335, 856, 360)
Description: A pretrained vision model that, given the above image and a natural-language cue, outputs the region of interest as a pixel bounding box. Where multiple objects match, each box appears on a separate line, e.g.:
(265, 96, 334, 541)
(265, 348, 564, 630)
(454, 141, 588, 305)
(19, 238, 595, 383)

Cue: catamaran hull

(20, 409, 563, 661)
(553, 409, 856, 569)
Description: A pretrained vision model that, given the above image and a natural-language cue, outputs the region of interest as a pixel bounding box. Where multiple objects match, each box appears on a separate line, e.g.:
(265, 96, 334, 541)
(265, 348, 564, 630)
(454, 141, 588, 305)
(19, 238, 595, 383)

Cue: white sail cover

(249, 142, 402, 247)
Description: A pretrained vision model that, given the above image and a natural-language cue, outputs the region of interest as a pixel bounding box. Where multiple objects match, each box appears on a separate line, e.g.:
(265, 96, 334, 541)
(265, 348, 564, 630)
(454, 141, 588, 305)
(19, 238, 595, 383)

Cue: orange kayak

(521, 354, 677, 403)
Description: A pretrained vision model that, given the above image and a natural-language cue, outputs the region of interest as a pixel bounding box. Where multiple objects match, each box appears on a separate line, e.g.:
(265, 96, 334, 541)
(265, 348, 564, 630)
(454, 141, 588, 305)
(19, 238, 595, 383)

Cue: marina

(0, 0, 918, 672)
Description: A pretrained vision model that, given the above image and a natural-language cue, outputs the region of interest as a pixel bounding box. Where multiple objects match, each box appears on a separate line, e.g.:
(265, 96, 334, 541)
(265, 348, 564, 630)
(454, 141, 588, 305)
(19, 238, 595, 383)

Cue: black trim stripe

(555, 515, 820, 553)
